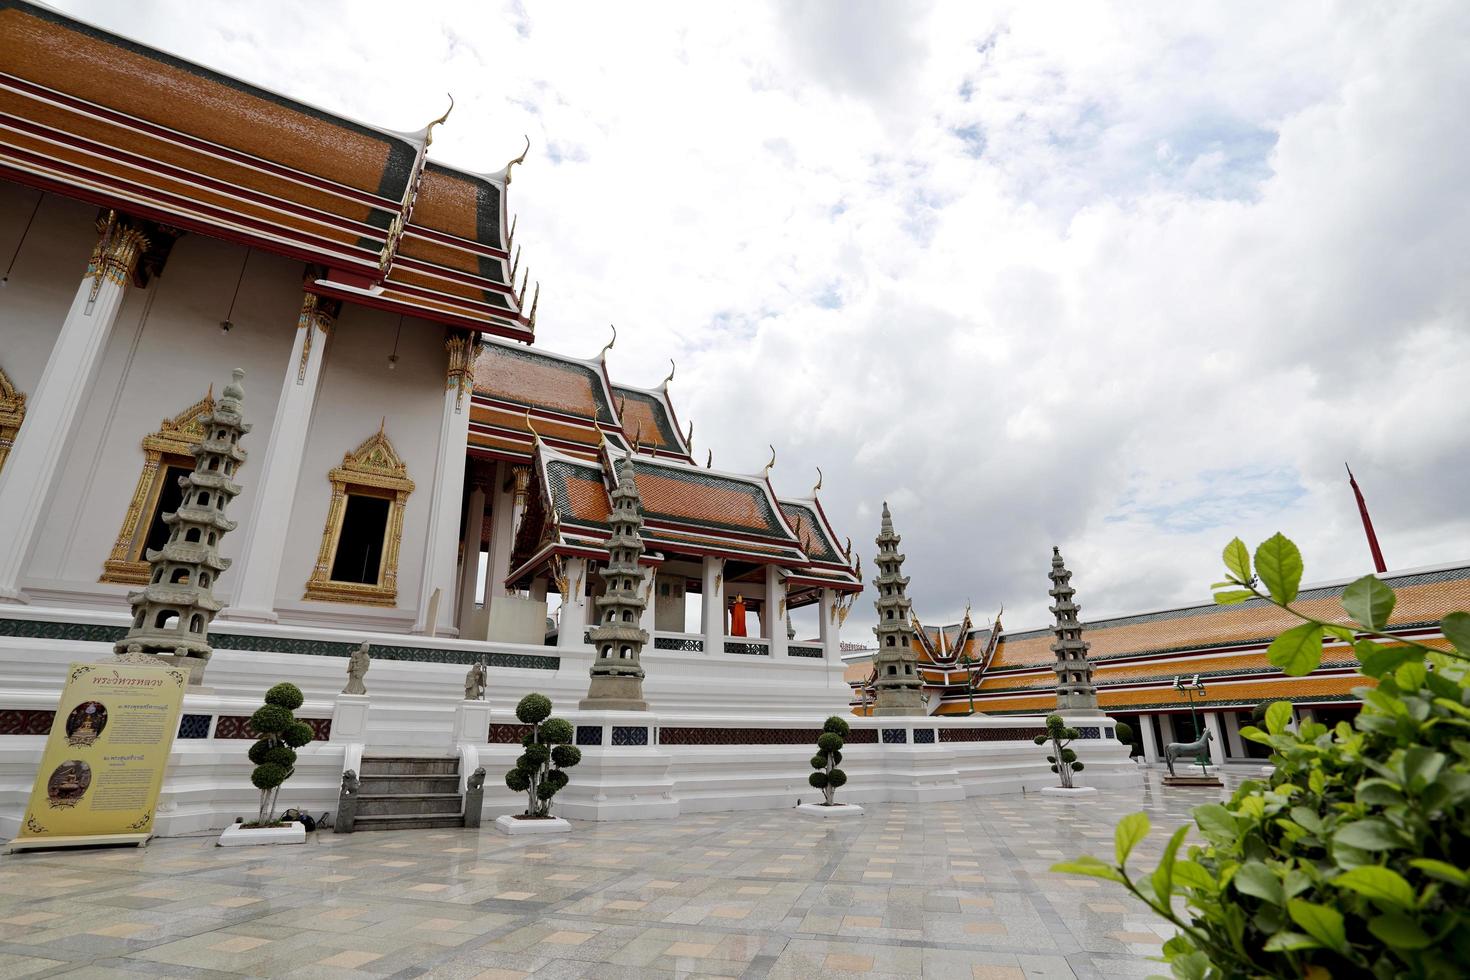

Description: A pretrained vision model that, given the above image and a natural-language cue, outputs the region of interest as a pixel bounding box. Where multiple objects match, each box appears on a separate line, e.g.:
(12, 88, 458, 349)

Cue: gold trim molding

(303, 423, 416, 606)
(296, 293, 340, 385)
(100, 390, 215, 585)
(0, 365, 25, 474)
(445, 331, 477, 410)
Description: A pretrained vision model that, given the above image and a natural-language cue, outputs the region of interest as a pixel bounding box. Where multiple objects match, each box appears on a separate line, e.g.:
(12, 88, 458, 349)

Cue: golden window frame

(303, 423, 415, 606)
(100, 390, 214, 585)
(0, 364, 24, 474)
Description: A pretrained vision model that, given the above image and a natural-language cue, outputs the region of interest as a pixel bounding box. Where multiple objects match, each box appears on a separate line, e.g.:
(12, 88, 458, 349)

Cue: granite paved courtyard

(0, 772, 1236, 978)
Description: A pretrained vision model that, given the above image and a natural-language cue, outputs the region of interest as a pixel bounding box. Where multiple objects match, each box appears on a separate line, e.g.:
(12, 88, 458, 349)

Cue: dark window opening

(142, 464, 191, 556)
(330, 494, 391, 584)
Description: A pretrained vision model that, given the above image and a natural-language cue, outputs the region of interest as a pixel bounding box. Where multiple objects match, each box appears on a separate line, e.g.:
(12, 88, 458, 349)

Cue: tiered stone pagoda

(871, 502, 924, 715)
(113, 369, 249, 685)
(580, 450, 649, 711)
(1048, 546, 1099, 712)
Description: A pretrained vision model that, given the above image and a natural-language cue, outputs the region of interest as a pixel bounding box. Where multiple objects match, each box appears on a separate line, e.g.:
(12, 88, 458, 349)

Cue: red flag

(1346, 464, 1387, 574)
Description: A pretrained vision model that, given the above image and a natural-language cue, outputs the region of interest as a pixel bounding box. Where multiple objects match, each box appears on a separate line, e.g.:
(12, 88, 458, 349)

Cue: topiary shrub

(248, 682, 311, 826)
(808, 716, 849, 805)
(1113, 720, 1141, 759)
(1034, 713, 1084, 788)
(1053, 533, 1470, 978)
(504, 693, 580, 818)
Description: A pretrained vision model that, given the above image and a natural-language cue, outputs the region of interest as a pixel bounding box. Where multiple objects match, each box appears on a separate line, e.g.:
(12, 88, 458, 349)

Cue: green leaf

(1443, 611, 1470, 655)
(1263, 931, 1323, 952)
(1050, 858, 1124, 883)
(1395, 660, 1427, 692)
(1115, 812, 1150, 867)
(1358, 645, 1418, 678)
(1367, 912, 1432, 950)
(1402, 747, 1445, 791)
(1265, 701, 1294, 735)
(1267, 623, 1324, 676)
(1334, 819, 1401, 851)
(1287, 899, 1347, 953)
(1194, 804, 1238, 842)
(1234, 861, 1284, 906)
(1170, 950, 1210, 980)
(1172, 860, 1216, 893)
(1322, 623, 1356, 642)
(1288, 806, 1322, 834)
(1343, 575, 1396, 630)
(1212, 589, 1254, 606)
(1151, 825, 1189, 904)
(1408, 858, 1469, 886)
(1332, 866, 1416, 909)
(1222, 538, 1252, 583)
(1255, 533, 1304, 605)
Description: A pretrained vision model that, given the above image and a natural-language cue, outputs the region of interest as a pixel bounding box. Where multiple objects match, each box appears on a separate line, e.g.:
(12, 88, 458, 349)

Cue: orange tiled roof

(473, 343, 614, 423)
(963, 673, 1372, 714)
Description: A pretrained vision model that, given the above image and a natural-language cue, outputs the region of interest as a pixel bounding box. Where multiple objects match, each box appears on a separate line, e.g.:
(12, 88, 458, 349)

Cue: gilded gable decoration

(303, 423, 416, 606)
(0, 365, 24, 474)
(100, 390, 216, 585)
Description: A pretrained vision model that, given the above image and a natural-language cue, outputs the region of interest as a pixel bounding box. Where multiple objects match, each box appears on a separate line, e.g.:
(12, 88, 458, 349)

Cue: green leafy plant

(504, 693, 580, 818)
(1114, 720, 1141, 758)
(808, 715, 850, 805)
(1035, 713, 1085, 787)
(1053, 534, 1470, 978)
(247, 682, 314, 826)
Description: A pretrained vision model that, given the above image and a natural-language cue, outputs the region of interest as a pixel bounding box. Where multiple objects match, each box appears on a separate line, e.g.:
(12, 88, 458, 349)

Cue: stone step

(356, 793, 464, 816)
(351, 812, 465, 832)
(360, 756, 459, 776)
(358, 774, 461, 795)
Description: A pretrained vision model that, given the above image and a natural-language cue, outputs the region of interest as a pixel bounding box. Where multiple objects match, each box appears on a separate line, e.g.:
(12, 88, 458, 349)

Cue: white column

(221, 292, 337, 622)
(1224, 712, 1246, 758)
(818, 588, 841, 661)
(1203, 711, 1227, 766)
(455, 475, 487, 627)
(0, 213, 150, 602)
(701, 556, 724, 654)
(1137, 714, 1160, 764)
(413, 333, 475, 635)
(557, 557, 588, 648)
(764, 565, 789, 658)
(484, 461, 517, 608)
(639, 567, 657, 641)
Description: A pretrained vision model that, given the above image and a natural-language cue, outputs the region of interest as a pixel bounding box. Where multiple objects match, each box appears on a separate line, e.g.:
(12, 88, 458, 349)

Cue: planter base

(1163, 775, 1224, 788)
(795, 802, 864, 819)
(495, 814, 571, 835)
(1040, 786, 1098, 798)
(218, 822, 305, 847)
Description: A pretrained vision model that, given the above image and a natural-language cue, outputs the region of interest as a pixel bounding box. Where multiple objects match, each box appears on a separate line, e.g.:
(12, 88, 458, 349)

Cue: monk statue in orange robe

(729, 594, 748, 636)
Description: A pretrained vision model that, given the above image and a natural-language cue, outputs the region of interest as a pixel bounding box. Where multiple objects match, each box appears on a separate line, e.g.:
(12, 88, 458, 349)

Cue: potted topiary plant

(1035, 713, 1095, 797)
(1114, 720, 1141, 760)
(495, 693, 581, 835)
(219, 682, 315, 846)
(796, 716, 864, 819)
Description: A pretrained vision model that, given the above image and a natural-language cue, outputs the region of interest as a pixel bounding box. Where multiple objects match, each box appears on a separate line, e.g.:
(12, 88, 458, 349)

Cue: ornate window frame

(0, 365, 24, 474)
(100, 390, 214, 585)
(303, 424, 415, 606)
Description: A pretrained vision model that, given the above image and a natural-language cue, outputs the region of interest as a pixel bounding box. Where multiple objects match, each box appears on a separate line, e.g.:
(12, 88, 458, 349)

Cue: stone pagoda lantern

(1048, 546, 1099, 713)
(113, 369, 249, 684)
(871, 502, 924, 715)
(580, 450, 650, 710)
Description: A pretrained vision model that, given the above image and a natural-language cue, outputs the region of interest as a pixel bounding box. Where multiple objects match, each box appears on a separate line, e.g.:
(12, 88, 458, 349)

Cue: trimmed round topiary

(264, 682, 304, 710)
(808, 771, 829, 789)
(283, 721, 314, 748)
(250, 704, 292, 734)
(248, 739, 273, 765)
(551, 744, 581, 768)
(828, 769, 848, 788)
(810, 755, 827, 770)
(823, 715, 851, 737)
(516, 692, 553, 725)
(251, 762, 288, 790)
(540, 718, 573, 744)
(263, 745, 296, 769)
(817, 732, 843, 753)
(1114, 721, 1134, 745)
(544, 769, 569, 791)
(505, 768, 531, 793)
(829, 750, 842, 766)
(523, 743, 551, 766)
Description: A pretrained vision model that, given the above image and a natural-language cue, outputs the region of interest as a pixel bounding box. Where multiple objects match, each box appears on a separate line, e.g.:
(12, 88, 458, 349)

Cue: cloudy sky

(58, 0, 1470, 636)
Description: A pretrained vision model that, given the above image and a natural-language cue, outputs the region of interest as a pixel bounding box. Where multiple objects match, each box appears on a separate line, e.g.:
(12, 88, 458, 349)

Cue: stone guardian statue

(464, 662, 486, 700)
(342, 642, 371, 695)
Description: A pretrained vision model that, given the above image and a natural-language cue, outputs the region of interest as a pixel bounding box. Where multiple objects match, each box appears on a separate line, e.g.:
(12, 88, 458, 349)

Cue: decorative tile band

(938, 726, 1047, 742)
(913, 728, 936, 744)
(214, 715, 331, 741)
(611, 726, 649, 746)
(177, 714, 212, 739)
(654, 636, 704, 652)
(0, 709, 54, 735)
(575, 725, 603, 746)
(788, 645, 824, 658)
(881, 728, 907, 744)
(0, 616, 560, 671)
(489, 723, 534, 744)
(723, 641, 769, 656)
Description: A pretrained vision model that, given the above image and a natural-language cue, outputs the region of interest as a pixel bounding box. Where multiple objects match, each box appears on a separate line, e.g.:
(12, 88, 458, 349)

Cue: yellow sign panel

(13, 662, 187, 849)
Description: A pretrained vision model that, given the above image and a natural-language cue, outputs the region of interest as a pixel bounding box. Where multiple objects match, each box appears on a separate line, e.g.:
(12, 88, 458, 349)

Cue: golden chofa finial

(527, 281, 540, 329)
(661, 359, 676, 388)
(423, 94, 454, 147)
(633, 420, 643, 454)
(597, 323, 617, 360)
(516, 267, 530, 306)
(506, 214, 517, 251)
(509, 244, 521, 284)
(684, 419, 693, 450)
(502, 135, 530, 185)
(762, 444, 776, 479)
(524, 408, 542, 446)
(812, 466, 823, 496)
(706, 449, 713, 469)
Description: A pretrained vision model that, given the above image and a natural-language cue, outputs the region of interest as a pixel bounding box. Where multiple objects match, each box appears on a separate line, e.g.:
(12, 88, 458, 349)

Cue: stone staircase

(353, 755, 466, 831)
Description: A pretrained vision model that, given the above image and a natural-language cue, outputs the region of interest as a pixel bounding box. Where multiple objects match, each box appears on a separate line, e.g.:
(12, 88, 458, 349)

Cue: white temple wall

(273, 307, 449, 630)
(16, 222, 302, 604)
(0, 189, 100, 396)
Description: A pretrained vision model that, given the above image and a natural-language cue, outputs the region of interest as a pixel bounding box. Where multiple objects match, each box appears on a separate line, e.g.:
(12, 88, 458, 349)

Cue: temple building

(848, 555, 1470, 765)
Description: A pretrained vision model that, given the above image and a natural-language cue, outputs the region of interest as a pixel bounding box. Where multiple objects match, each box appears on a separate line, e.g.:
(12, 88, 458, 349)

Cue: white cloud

(57, 0, 1470, 637)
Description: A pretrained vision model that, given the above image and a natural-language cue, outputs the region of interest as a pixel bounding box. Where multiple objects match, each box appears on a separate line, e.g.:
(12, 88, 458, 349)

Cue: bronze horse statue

(1165, 729, 1214, 776)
